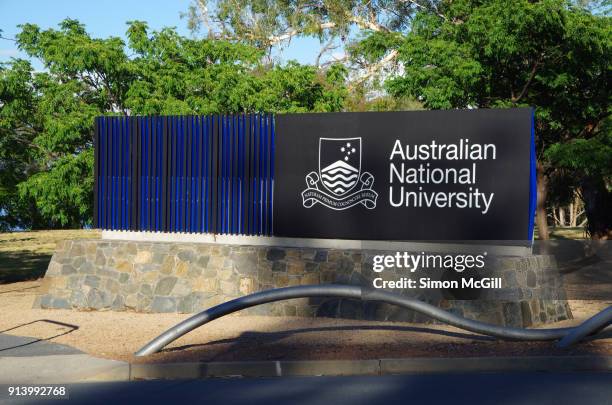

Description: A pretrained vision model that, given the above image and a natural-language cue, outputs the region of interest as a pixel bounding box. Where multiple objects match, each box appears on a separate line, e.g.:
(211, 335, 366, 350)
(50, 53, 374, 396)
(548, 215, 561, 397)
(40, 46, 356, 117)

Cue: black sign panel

(273, 108, 534, 241)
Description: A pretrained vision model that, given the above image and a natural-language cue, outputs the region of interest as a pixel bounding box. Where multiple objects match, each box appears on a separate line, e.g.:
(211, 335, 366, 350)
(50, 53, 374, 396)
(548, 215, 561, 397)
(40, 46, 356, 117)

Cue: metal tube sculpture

(135, 284, 611, 356)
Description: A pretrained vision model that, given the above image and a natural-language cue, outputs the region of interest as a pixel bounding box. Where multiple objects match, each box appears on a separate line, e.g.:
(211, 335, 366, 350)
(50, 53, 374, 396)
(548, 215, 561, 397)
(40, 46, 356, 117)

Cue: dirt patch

(1, 281, 610, 364)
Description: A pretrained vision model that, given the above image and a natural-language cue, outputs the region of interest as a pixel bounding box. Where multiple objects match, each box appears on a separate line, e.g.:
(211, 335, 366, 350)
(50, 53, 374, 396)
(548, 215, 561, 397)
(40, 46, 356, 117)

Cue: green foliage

(0, 19, 347, 230)
(546, 122, 612, 179)
(0, 60, 41, 230)
(18, 150, 94, 228)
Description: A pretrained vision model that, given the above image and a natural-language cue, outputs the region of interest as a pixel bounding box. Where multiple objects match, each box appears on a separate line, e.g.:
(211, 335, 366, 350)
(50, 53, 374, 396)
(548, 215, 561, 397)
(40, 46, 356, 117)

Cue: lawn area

(0, 229, 100, 284)
(535, 227, 587, 240)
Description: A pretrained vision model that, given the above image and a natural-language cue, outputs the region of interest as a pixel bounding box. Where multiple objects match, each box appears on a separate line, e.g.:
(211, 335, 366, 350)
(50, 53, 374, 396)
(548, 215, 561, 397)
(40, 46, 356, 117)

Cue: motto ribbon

(302, 172, 378, 210)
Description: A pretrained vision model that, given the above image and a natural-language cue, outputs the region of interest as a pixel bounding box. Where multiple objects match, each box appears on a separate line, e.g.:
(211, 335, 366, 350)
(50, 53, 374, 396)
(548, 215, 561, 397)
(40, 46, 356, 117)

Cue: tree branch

(399, 0, 448, 21)
(348, 49, 399, 89)
(511, 57, 541, 103)
(315, 39, 340, 67)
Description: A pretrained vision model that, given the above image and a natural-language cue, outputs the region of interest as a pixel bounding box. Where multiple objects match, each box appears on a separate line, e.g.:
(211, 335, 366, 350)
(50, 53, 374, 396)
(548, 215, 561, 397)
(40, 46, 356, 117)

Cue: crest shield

(319, 137, 361, 196)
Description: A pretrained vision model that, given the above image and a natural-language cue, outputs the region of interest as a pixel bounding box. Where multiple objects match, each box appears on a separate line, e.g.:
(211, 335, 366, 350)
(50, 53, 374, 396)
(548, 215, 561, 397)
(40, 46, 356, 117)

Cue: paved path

(2, 373, 611, 405)
(0, 334, 128, 384)
(0, 333, 82, 357)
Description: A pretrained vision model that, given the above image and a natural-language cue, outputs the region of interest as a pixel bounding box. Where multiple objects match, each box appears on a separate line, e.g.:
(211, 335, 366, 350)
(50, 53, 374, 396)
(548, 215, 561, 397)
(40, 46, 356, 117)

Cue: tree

(0, 60, 43, 230)
(124, 21, 347, 115)
(0, 19, 347, 229)
(546, 121, 612, 237)
(369, 0, 611, 239)
(183, 0, 441, 85)
(4, 19, 131, 228)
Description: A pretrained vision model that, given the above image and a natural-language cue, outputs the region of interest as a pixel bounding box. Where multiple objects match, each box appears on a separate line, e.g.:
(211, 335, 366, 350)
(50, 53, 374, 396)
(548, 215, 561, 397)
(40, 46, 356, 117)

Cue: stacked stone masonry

(35, 239, 572, 327)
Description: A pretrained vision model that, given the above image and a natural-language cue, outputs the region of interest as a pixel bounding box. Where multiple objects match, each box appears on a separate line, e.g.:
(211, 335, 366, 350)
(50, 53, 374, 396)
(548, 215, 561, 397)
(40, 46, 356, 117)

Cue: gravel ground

(1, 281, 610, 364)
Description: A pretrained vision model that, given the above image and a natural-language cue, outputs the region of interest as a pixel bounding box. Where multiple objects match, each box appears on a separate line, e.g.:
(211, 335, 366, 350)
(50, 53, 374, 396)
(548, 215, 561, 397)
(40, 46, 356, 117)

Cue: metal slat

(118, 116, 124, 230)
(149, 116, 155, 232)
(245, 114, 252, 235)
(162, 116, 169, 232)
(270, 114, 275, 235)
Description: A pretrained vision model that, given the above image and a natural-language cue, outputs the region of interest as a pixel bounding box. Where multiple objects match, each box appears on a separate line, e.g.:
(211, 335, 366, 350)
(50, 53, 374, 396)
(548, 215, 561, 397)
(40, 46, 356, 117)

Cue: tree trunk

(580, 175, 612, 239)
(536, 161, 549, 240)
(558, 206, 565, 227)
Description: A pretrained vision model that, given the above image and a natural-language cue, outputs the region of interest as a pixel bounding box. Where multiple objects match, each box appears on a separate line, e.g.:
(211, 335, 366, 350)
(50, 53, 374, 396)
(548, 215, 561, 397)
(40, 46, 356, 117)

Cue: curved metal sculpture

(556, 306, 612, 348)
(135, 284, 612, 356)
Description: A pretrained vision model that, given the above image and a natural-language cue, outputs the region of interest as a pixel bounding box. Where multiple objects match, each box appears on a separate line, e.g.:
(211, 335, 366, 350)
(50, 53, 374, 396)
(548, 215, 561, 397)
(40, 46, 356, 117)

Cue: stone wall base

(35, 239, 572, 327)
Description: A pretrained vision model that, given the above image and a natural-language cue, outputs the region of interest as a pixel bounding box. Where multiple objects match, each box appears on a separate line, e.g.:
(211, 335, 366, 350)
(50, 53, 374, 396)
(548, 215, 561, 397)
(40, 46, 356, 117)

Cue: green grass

(0, 230, 100, 284)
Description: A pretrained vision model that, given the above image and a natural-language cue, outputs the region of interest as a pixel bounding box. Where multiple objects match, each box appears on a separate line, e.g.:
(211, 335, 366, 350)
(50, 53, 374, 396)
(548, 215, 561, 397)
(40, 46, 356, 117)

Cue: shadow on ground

(0, 251, 52, 284)
(135, 321, 612, 364)
(0, 320, 79, 354)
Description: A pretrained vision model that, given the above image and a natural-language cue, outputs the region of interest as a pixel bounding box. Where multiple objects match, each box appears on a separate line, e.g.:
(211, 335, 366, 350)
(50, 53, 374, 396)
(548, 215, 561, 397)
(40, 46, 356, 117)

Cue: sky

(0, 0, 325, 68)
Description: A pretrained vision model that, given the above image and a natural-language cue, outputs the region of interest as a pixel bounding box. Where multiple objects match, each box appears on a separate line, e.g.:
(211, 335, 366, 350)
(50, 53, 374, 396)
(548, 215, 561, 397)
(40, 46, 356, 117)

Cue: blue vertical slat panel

(183, 116, 189, 233)
(147, 116, 154, 232)
(110, 116, 115, 230)
(227, 115, 232, 234)
(266, 113, 271, 235)
(228, 115, 233, 233)
(162, 116, 169, 232)
(175, 116, 181, 233)
(124, 116, 130, 230)
(180, 116, 186, 232)
(224, 115, 228, 234)
(251, 114, 257, 235)
(222, 115, 228, 234)
(140, 117, 145, 231)
(262, 114, 269, 235)
(119, 117, 129, 231)
(172, 116, 177, 232)
(211, 115, 219, 234)
(117, 116, 122, 230)
(206, 115, 213, 233)
(269, 114, 275, 235)
(202, 115, 208, 233)
(93, 118, 99, 228)
(217, 115, 223, 234)
(252, 114, 259, 235)
(156, 116, 162, 232)
(239, 114, 245, 234)
(191, 116, 197, 233)
(258, 114, 264, 235)
(234, 114, 239, 234)
(174, 116, 179, 232)
(200, 116, 204, 233)
(232, 115, 237, 234)
(95, 113, 276, 236)
(108, 117, 113, 230)
(182, 116, 187, 232)
(119, 117, 125, 230)
(190, 116, 196, 233)
(98, 118, 104, 229)
(221, 115, 227, 234)
(112, 117, 118, 230)
(245, 114, 252, 235)
(143, 115, 147, 231)
(189, 115, 195, 233)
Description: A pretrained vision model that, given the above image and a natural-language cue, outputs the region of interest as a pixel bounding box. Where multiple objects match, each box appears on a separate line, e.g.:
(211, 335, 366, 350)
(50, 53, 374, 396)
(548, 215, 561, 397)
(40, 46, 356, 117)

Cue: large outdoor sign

(274, 108, 535, 241)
